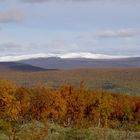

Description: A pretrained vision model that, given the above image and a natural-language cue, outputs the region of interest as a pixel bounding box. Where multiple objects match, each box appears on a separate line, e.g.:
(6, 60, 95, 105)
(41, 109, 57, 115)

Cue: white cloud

(19, 0, 140, 4)
(96, 29, 140, 38)
(0, 43, 23, 53)
(20, 0, 93, 3)
(0, 41, 81, 56)
(20, 0, 48, 3)
(0, 8, 24, 23)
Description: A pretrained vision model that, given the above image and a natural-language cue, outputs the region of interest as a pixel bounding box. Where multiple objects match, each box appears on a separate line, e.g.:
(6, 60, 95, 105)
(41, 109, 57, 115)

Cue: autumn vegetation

(1, 68, 140, 96)
(0, 80, 140, 139)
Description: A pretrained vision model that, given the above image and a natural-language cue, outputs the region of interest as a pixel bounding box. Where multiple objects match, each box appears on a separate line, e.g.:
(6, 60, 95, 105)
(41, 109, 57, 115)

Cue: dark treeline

(0, 80, 140, 139)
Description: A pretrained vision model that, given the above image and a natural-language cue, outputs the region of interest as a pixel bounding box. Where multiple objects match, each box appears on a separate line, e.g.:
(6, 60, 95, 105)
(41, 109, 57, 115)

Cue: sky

(0, 0, 140, 60)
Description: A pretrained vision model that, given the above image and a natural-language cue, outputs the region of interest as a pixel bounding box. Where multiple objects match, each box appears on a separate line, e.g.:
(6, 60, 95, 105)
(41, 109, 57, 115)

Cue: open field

(1, 122, 140, 140)
(0, 68, 140, 96)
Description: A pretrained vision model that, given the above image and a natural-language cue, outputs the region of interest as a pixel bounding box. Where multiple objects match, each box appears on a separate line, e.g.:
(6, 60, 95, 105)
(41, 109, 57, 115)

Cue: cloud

(20, 0, 49, 3)
(0, 41, 80, 56)
(0, 43, 20, 57)
(0, 8, 24, 23)
(96, 29, 140, 38)
(20, 0, 92, 3)
(19, 0, 140, 4)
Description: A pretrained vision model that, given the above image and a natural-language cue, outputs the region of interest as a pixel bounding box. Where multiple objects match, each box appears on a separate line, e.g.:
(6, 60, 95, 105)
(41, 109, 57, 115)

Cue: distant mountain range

(20, 57, 140, 70)
(0, 56, 140, 72)
(0, 53, 131, 62)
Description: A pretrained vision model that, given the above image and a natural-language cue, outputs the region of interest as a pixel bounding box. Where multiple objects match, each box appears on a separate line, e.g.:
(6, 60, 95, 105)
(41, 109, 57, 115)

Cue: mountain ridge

(0, 55, 140, 71)
(0, 52, 133, 62)
(20, 56, 140, 70)
(0, 62, 48, 72)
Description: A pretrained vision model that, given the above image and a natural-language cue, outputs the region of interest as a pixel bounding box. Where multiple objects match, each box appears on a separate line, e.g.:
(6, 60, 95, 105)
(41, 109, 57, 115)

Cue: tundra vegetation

(1, 68, 140, 96)
(0, 80, 140, 140)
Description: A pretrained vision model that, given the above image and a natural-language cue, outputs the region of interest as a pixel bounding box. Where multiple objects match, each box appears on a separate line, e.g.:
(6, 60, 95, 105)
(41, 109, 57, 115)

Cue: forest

(0, 79, 140, 140)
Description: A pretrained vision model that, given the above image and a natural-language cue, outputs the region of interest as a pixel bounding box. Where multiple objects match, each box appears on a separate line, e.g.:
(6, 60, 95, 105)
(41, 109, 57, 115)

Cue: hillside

(0, 62, 47, 72)
(21, 57, 140, 70)
(0, 57, 140, 95)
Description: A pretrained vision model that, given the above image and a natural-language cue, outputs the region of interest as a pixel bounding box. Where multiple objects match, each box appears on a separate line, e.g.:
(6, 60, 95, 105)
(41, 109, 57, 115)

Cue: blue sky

(0, 0, 140, 60)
